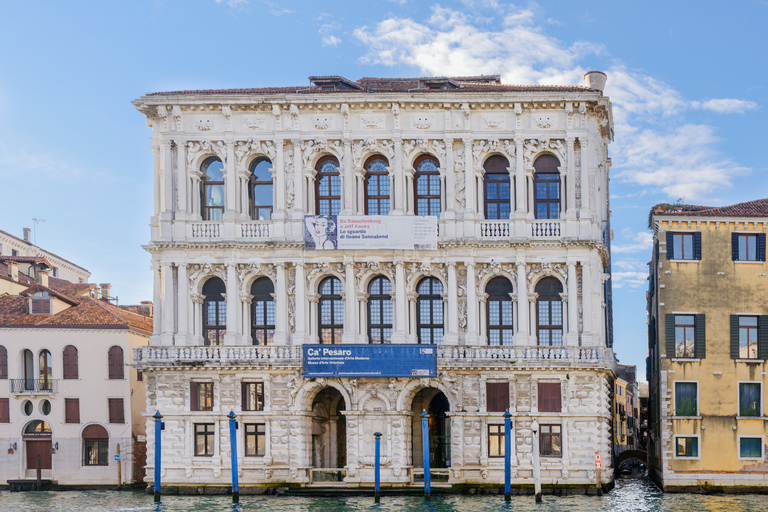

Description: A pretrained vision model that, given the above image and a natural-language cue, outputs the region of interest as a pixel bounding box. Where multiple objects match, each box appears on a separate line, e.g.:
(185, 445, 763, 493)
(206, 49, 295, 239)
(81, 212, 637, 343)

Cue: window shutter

(693, 232, 702, 260)
(538, 383, 561, 412)
(665, 314, 676, 358)
(63, 346, 78, 380)
(191, 382, 199, 411)
(758, 233, 767, 262)
(0, 398, 8, 423)
(759, 316, 768, 360)
(486, 383, 509, 412)
(730, 315, 740, 359)
(109, 398, 124, 424)
(65, 398, 80, 423)
(732, 233, 739, 261)
(0, 345, 6, 379)
(694, 314, 706, 359)
(666, 232, 674, 260)
(108, 347, 124, 380)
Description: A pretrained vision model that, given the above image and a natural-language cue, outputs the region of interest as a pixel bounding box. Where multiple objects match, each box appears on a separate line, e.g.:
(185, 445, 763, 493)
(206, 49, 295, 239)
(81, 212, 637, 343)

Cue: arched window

(202, 277, 227, 346)
(63, 345, 78, 380)
(251, 277, 275, 346)
(22, 349, 34, 390)
(486, 277, 514, 346)
(536, 277, 563, 346)
(82, 424, 109, 466)
(368, 277, 393, 344)
(38, 350, 52, 391)
(318, 277, 343, 345)
(24, 420, 51, 436)
(533, 155, 560, 220)
(249, 158, 273, 220)
(483, 155, 510, 220)
(0, 345, 6, 380)
(365, 157, 390, 215)
(416, 277, 444, 344)
(414, 156, 441, 217)
(108, 346, 124, 380)
(201, 157, 225, 220)
(316, 157, 341, 215)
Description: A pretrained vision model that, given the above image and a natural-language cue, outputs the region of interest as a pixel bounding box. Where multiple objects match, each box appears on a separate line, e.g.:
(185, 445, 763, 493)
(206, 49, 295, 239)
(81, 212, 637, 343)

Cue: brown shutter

(65, 398, 80, 423)
(108, 347, 124, 379)
(539, 383, 561, 412)
(486, 382, 509, 412)
(190, 382, 199, 412)
(0, 345, 7, 380)
(242, 382, 249, 411)
(63, 346, 78, 380)
(0, 398, 9, 423)
(109, 398, 124, 424)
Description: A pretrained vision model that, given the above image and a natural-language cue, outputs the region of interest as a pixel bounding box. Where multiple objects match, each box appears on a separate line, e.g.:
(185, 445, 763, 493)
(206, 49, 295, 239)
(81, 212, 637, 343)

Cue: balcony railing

(477, 220, 563, 239)
(10, 379, 57, 394)
(530, 220, 560, 237)
(240, 222, 270, 238)
(189, 222, 221, 238)
(134, 344, 614, 368)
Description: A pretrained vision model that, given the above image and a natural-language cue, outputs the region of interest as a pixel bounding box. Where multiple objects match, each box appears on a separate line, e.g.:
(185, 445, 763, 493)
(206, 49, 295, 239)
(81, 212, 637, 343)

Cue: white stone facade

(133, 74, 617, 489)
(0, 229, 91, 284)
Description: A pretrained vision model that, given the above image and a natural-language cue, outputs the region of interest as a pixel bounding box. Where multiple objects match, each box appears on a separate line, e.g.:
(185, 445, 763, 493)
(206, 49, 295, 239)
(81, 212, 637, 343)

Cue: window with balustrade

(486, 277, 514, 346)
(202, 277, 227, 346)
(251, 277, 275, 346)
(536, 277, 563, 346)
(365, 157, 390, 215)
(249, 157, 273, 220)
(367, 276, 393, 344)
(38, 349, 52, 390)
(316, 157, 341, 215)
(414, 156, 441, 217)
(417, 277, 444, 344)
(533, 155, 560, 220)
(319, 277, 343, 344)
(201, 157, 225, 220)
(483, 155, 511, 220)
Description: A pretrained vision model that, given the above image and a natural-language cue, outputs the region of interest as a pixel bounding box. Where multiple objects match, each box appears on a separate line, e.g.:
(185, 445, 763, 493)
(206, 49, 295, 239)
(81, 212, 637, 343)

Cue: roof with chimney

(652, 198, 768, 218)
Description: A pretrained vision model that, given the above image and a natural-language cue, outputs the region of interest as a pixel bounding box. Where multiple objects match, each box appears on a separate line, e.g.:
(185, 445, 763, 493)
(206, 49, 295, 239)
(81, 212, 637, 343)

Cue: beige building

(132, 73, 617, 491)
(0, 228, 91, 284)
(0, 254, 151, 487)
(647, 199, 768, 491)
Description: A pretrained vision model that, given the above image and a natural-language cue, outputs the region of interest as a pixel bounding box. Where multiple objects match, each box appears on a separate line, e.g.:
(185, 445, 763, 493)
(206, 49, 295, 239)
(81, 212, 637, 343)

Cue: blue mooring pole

(228, 411, 239, 503)
(504, 411, 512, 501)
(374, 432, 382, 503)
(153, 411, 162, 503)
(421, 410, 431, 500)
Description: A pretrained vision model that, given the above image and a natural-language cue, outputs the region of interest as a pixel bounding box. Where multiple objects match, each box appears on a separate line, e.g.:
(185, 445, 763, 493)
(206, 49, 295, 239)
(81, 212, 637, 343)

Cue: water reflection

(0, 478, 766, 512)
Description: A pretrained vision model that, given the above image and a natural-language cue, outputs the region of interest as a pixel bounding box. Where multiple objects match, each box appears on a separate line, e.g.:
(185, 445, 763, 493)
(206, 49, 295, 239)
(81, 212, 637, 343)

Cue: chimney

(9, 262, 19, 282)
(93, 286, 101, 300)
(23, 228, 31, 243)
(141, 300, 154, 317)
(39, 270, 49, 287)
(100, 283, 111, 299)
(584, 71, 607, 92)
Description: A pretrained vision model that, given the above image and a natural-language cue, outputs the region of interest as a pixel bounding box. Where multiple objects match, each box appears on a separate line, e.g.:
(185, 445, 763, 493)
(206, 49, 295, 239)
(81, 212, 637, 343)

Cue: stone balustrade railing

(134, 344, 614, 368)
(477, 220, 563, 239)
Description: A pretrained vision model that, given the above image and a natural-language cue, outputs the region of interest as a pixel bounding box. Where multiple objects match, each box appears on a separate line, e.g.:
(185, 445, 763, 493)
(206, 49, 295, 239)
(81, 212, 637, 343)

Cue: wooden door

(26, 440, 52, 470)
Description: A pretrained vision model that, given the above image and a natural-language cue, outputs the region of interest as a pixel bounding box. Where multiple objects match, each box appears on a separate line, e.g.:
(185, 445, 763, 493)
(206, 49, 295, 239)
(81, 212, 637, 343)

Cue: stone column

(445, 262, 459, 345)
(478, 293, 488, 341)
(407, 292, 419, 343)
(579, 137, 590, 217)
(241, 293, 253, 345)
(529, 293, 539, 345)
(161, 141, 173, 215)
(567, 262, 579, 346)
(404, 169, 414, 215)
(307, 293, 319, 343)
(274, 140, 287, 219)
(190, 172, 202, 219)
(462, 138, 475, 218)
(514, 137, 525, 218)
(190, 293, 205, 344)
(515, 259, 528, 344)
(294, 263, 307, 345)
(566, 137, 576, 220)
(342, 138, 353, 214)
(305, 169, 317, 215)
(176, 139, 188, 217)
(274, 262, 289, 345)
(239, 172, 249, 219)
(151, 145, 161, 218)
(357, 292, 369, 342)
(161, 262, 175, 345)
(343, 261, 358, 343)
(177, 263, 190, 345)
(392, 139, 404, 215)
(355, 170, 365, 214)
(443, 138, 456, 219)
(292, 139, 305, 218)
(581, 262, 593, 345)
(465, 262, 479, 344)
(151, 262, 162, 344)
(224, 262, 240, 344)
(224, 140, 237, 219)
(393, 260, 408, 343)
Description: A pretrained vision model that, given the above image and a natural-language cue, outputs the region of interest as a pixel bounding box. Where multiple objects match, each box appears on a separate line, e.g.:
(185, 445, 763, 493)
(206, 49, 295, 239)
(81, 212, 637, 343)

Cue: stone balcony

(133, 344, 616, 372)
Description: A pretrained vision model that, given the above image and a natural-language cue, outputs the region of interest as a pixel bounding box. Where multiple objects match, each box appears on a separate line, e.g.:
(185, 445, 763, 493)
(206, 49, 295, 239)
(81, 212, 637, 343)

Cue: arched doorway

(23, 420, 52, 473)
(412, 388, 451, 470)
(310, 387, 346, 470)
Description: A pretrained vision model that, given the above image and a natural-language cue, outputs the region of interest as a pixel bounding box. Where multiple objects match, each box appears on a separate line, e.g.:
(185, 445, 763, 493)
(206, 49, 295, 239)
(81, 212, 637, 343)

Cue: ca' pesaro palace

(132, 72, 617, 493)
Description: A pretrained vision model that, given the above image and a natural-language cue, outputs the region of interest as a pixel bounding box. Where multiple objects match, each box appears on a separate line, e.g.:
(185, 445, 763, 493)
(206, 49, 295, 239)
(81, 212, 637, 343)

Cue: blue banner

(303, 344, 437, 378)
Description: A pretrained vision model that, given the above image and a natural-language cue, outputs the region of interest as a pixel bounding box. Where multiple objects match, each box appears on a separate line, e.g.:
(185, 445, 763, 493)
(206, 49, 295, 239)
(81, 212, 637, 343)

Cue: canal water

(0, 477, 764, 511)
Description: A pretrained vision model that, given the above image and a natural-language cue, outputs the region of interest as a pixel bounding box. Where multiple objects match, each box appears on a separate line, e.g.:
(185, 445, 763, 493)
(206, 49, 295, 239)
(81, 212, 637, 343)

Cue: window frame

(486, 277, 514, 346)
(202, 277, 227, 346)
(674, 381, 699, 417)
(488, 424, 505, 458)
(483, 155, 511, 220)
(0, 345, 7, 380)
(416, 277, 444, 345)
(539, 424, 562, 457)
(738, 316, 759, 360)
(318, 276, 344, 345)
(536, 278, 564, 346)
(413, 155, 441, 218)
(364, 156, 390, 216)
(108, 398, 125, 424)
(486, 382, 510, 413)
(674, 315, 696, 358)
(738, 435, 765, 460)
(241, 382, 264, 412)
(315, 156, 341, 216)
(533, 155, 561, 220)
(738, 381, 762, 418)
(65, 398, 80, 424)
(673, 434, 701, 460)
(63, 345, 78, 380)
(194, 423, 216, 457)
(672, 232, 695, 261)
(191, 381, 214, 412)
(38, 349, 53, 390)
(245, 423, 266, 457)
(735, 233, 759, 262)
(538, 382, 562, 413)
(367, 276, 393, 344)
(0, 398, 9, 423)
(248, 157, 273, 221)
(251, 277, 275, 346)
(200, 157, 225, 221)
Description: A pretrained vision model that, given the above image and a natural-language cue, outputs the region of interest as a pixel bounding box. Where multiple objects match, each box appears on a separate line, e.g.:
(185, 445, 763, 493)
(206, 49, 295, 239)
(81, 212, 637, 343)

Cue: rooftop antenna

(32, 218, 46, 246)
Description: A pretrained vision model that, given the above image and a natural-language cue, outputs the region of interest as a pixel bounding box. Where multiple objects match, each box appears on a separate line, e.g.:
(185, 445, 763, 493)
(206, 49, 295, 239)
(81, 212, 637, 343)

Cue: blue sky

(2, 1, 766, 377)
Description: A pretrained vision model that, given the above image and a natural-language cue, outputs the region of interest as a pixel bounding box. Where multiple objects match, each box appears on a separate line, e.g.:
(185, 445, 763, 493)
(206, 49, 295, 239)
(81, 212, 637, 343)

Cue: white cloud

(611, 259, 649, 289)
(322, 35, 342, 47)
(387, 0, 407, 5)
(612, 231, 654, 254)
(215, 0, 248, 6)
(353, 5, 755, 201)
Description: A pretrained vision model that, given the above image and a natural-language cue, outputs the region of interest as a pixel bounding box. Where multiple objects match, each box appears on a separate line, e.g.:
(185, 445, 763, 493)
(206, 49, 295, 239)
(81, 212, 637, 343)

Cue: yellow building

(614, 377, 628, 453)
(647, 199, 768, 491)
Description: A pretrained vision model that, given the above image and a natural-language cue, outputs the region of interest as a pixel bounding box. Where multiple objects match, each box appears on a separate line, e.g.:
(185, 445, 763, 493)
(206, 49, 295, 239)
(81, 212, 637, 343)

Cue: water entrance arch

(411, 387, 451, 469)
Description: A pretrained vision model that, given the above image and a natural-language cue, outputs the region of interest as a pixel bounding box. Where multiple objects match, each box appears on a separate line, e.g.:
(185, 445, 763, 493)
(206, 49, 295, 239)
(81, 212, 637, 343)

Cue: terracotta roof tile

(657, 198, 768, 218)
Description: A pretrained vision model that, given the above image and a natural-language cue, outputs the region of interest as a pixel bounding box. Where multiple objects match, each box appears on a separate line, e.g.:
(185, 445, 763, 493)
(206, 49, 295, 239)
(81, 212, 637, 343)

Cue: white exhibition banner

(304, 215, 438, 250)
